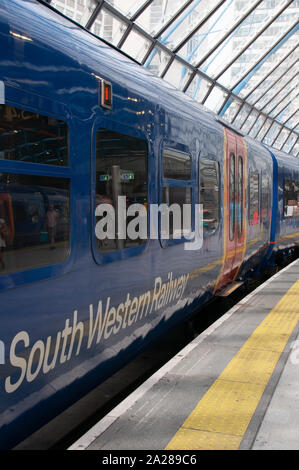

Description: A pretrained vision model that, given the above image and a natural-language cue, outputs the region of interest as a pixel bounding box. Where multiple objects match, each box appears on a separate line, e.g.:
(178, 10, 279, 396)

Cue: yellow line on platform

(165, 278, 299, 450)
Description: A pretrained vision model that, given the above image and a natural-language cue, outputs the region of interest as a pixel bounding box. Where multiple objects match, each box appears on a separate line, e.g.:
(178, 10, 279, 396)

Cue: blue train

(0, 0, 298, 449)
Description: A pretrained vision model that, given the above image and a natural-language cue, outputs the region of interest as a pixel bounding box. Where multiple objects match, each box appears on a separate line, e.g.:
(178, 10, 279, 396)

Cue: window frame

(198, 155, 221, 237)
(162, 148, 192, 181)
(283, 178, 299, 219)
(199, 156, 221, 236)
(249, 170, 260, 225)
(0, 104, 69, 167)
(261, 173, 270, 224)
(160, 143, 195, 249)
(0, 91, 73, 291)
(91, 123, 150, 265)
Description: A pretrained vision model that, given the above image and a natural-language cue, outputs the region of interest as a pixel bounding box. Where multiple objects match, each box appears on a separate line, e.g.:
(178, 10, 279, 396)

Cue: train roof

(265, 145, 299, 170)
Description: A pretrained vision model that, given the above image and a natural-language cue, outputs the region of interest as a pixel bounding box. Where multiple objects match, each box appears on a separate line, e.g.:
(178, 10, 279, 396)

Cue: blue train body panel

(270, 148, 299, 254)
(0, 0, 297, 448)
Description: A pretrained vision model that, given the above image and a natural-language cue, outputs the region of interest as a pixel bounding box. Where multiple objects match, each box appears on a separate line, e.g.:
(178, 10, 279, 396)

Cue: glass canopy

(46, 0, 298, 157)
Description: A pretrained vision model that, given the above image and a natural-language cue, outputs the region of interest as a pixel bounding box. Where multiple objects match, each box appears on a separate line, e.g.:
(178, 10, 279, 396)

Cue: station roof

(45, 0, 298, 157)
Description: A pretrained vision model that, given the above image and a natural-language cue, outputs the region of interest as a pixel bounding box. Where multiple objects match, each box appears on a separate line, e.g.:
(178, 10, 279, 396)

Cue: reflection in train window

(284, 179, 299, 218)
(163, 149, 191, 180)
(95, 128, 148, 253)
(200, 158, 220, 233)
(249, 172, 260, 225)
(0, 173, 70, 275)
(162, 186, 192, 239)
(261, 175, 270, 224)
(0, 104, 68, 166)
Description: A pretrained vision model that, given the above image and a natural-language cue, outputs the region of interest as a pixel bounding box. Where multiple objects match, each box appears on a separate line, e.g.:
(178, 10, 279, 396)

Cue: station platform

(69, 258, 299, 451)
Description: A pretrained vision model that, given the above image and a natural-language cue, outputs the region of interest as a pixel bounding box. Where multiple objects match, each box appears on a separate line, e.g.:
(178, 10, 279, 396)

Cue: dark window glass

(249, 172, 260, 224)
(261, 175, 270, 224)
(163, 149, 191, 180)
(0, 173, 70, 275)
(229, 153, 235, 241)
(0, 105, 68, 166)
(95, 128, 148, 253)
(200, 158, 220, 232)
(284, 179, 299, 218)
(162, 186, 192, 238)
(238, 156, 243, 238)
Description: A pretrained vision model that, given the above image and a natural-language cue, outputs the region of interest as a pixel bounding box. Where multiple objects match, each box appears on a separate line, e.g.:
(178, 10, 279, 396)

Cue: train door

(214, 128, 247, 293)
(226, 129, 238, 282)
(234, 134, 247, 279)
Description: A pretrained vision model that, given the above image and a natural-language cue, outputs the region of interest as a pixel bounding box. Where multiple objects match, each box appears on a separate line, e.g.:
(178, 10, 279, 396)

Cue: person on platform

(0, 218, 9, 269)
(46, 204, 59, 250)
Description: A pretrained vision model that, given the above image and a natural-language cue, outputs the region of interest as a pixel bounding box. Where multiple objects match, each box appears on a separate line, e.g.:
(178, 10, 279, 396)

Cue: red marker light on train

(101, 79, 112, 109)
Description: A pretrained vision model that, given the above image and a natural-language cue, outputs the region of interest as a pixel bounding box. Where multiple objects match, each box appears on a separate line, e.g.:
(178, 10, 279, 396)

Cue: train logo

(4, 273, 189, 394)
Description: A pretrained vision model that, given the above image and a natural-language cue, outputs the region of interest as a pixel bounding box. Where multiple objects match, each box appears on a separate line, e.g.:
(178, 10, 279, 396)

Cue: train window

(229, 153, 235, 241)
(161, 186, 192, 238)
(95, 128, 148, 253)
(0, 173, 70, 275)
(261, 176, 270, 224)
(284, 179, 299, 218)
(249, 172, 260, 225)
(163, 149, 191, 180)
(238, 156, 243, 238)
(200, 158, 220, 233)
(161, 148, 193, 244)
(0, 105, 68, 166)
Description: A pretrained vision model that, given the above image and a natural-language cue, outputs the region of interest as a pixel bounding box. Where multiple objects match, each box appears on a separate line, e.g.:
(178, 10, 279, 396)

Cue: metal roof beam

(172, 0, 227, 54)
(130, 0, 156, 21)
(260, 82, 298, 115)
(221, 76, 297, 124)
(213, 0, 294, 82)
(194, 0, 263, 70)
(289, 135, 299, 154)
(114, 0, 157, 48)
(272, 123, 288, 148)
(262, 121, 281, 144)
(141, 0, 197, 66)
(182, 0, 263, 92)
(231, 21, 299, 94)
(271, 118, 299, 149)
(243, 44, 298, 101)
(278, 129, 292, 150)
(244, 44, 298, 101)
(291, 120, 299, 131)
(231, 102, 251, 126)
(251, 60, 298, 107)
(152, 0, 195, 39)
(271, 91, 299, 121)
(85, 0, 105, 29)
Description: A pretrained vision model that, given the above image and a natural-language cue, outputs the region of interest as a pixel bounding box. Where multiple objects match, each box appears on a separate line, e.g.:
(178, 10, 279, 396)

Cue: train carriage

(270, 148, 299, 255)
(0, 0, 298, 448)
